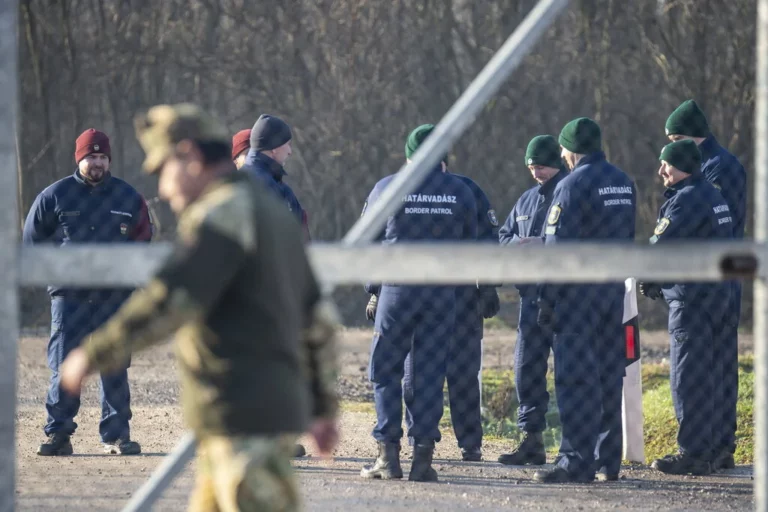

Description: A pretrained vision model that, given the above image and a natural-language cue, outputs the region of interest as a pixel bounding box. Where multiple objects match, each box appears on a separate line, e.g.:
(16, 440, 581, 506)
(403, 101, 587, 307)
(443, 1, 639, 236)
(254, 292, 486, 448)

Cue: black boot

(409, 443, 438, 482)
(498, 432, 545, 466)
(461, 447, 482, 462)
(712, 449, 736, 471)
(651, 452, 712, 476)
(37, 433, 73, 456)
(360, 442, 403, 480)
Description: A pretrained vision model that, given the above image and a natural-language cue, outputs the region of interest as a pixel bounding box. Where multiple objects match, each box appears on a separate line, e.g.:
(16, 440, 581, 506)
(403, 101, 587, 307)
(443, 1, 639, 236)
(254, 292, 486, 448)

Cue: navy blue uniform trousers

(369, 286, 454, 444)
(667, 296, 717, 459)
(45, 297, 133, 443)
(715, 281, 740, 455)
(515, 296, 552, 433)
(553, 284, 624, 480)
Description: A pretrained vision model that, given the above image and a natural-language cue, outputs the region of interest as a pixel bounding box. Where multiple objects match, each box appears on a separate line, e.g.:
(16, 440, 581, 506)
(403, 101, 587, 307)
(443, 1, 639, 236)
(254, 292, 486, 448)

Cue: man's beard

(84, 167, 106, 183)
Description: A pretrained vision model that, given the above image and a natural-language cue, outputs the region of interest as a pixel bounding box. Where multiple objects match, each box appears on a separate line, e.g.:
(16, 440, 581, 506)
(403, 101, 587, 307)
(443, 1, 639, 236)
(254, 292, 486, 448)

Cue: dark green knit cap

(659, 139, 701, 175)
(558, 117, 602, 154)
(525, 135, 562, 168)
(405, 124, 435, 159)
(665, 99, 710, 138)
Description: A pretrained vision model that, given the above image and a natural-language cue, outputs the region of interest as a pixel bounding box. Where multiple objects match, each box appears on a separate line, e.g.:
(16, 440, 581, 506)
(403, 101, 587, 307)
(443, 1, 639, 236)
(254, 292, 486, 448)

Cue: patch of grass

(479, 356, 754, 464)
(483, 316, 510, 330)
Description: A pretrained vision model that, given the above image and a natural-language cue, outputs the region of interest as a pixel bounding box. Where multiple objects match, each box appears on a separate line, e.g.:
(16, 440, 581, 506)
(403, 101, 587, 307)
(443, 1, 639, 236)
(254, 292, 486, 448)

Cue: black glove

(537, 298, 555, 335)
(365, 294, 378, 322)
(479, 286, 500, 319)
(639, 282, 663, 300)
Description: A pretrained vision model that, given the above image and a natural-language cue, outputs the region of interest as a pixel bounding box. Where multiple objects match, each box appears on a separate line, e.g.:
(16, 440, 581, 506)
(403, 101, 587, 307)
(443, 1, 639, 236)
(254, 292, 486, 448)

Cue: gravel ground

(15, 329, 755, 511)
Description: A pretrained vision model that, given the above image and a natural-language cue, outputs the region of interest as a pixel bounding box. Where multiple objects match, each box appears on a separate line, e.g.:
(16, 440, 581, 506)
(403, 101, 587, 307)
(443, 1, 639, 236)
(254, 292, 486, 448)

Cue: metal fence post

(0, 2, 20, 511)
(755, 1, 768, 510)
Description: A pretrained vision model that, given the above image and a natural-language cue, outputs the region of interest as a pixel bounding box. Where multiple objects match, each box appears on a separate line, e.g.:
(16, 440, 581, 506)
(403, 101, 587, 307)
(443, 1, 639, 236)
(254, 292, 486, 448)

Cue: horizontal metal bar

(19, 241, 764, 287)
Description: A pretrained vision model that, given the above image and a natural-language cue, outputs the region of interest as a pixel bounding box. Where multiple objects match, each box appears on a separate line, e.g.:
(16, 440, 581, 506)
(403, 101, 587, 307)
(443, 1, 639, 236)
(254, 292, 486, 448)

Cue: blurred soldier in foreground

(665, 100, 747, 470)
(640, 140, 733, 476)
(360, 124, 477, 482)
(535, 118, 636, 483)
(59, 104, 339, 512)
(24, 128, 152, 456)
(240, 115, 311, 241)
(497, 135, 567, 465)
(232, 128, 251, 169)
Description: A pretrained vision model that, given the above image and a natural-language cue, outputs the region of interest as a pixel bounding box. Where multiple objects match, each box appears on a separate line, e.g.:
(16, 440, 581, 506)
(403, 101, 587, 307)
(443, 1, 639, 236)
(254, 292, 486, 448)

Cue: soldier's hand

(480, 286, 500, 319)
(639, 282, 663, 300)
(309, 418, 339, 458)
(60, 347, 91, 396)
(365, 294, 378, 322)
(536, 298, 555, 334)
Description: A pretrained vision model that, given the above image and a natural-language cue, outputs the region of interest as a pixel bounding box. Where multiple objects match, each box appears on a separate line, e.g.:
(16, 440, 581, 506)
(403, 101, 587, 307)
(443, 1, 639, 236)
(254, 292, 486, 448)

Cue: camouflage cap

(133, 103, 230, 174)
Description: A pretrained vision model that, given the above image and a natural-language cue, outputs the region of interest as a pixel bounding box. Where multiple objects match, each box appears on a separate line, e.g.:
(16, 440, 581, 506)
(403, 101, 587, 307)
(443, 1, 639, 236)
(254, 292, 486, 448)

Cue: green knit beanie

(405, 124, 435, 159)
(558, 117, 602, 154)
(659, 139, 701, 175)
(525, 135, 562, 168)
(665, 100, 710, 138)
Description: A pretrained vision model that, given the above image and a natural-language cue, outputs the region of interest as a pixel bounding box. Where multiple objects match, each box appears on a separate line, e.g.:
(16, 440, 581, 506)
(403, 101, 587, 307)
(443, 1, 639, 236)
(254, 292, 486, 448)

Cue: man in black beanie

(241, 114, 310, 242)
(640, 140, 734, 475)
(665, 100, 747, 471)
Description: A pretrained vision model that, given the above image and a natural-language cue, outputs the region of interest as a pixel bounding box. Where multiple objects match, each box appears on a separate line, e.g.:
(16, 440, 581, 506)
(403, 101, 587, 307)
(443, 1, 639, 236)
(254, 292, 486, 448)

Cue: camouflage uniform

(78, 104, 339, 512)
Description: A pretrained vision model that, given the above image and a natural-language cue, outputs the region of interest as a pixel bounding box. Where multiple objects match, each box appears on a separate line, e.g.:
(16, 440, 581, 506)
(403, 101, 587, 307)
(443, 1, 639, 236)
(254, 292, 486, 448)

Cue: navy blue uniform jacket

(241, 150, 310, 240)
(651, 173, 734, 305)
(22, 170, 152, 300)
(541, 152, 636, 304)
(363, 166, 478, 292)
(699, 135, 747, 239)
(499, 168, 568, 298)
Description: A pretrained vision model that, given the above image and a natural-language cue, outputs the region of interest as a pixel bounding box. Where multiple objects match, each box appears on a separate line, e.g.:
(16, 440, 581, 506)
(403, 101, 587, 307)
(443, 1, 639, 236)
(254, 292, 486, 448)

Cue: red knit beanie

(232, 129, 251, 159)
(75, 129, 111, 163)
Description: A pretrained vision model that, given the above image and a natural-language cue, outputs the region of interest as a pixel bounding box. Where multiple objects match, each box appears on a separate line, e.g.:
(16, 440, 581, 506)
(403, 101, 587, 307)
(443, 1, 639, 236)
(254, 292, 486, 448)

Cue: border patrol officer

(640, 139, 733, 476)
(445, 166, 501, 462)
(59, 104, 340, 512)
(497, 135, 567, 466)
(360, 124, 478, 482)
(240, 115, 311, 241)
(23, 128, 152, 457)
(665, 100, 747, 470)
(534, 118, 636, 483)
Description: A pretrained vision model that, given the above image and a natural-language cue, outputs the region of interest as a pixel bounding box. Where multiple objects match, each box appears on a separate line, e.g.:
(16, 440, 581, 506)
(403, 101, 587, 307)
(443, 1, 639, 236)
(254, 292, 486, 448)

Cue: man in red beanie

(232, 128, 251, 169)
(22, 128, 152, 456)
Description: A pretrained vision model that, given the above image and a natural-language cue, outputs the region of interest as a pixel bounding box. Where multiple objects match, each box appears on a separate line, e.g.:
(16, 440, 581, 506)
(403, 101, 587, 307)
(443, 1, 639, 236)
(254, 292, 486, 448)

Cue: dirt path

(16, 331, 755, 511)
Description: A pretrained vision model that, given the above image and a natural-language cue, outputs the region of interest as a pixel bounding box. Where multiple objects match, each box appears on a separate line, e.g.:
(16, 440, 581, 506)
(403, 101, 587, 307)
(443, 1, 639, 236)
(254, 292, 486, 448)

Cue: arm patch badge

(547, 205, 562, 225)
(654, 217, 670, 235)
(487, 209, 499, 227)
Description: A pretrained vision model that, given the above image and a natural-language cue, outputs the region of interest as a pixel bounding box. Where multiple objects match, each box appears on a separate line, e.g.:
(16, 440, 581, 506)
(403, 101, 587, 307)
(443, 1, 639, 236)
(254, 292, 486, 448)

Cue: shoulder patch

(487, 209, 498, 227)
(178, 182, 256, 252)
(654, 217, 670, 236)
(547, 205, 562, 225)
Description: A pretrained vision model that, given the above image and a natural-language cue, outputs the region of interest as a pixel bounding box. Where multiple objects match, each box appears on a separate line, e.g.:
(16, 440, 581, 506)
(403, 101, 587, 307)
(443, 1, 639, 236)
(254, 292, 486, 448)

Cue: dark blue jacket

(651, 173, 733, 306)
(451, 172, 499, 316)
(22, 170, 152, 300)
(363, 165, 478, 292)
(541, 152, 636, 304)
(698, 135, 747, 239)
(241, 150, 310, 239)
(499, 168, 568, 298)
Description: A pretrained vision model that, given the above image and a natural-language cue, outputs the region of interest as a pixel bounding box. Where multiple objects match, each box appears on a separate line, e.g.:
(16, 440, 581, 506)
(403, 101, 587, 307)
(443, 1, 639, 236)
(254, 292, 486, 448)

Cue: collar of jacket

(538, 166, 568, 197)
(698, 134, 720, 159)
(73, 168, 112, 189)
(573, 151, 606, 169)
(664, 171, 704, 198)
(245, 150, 287, 182)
